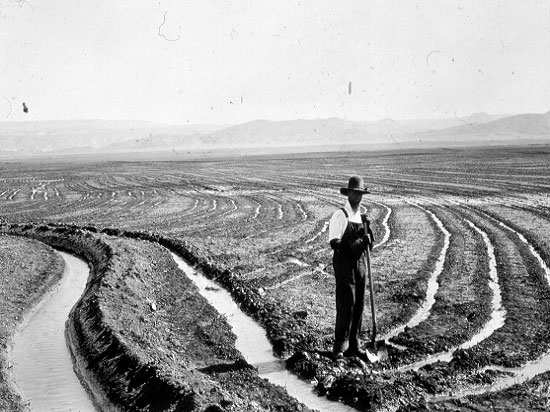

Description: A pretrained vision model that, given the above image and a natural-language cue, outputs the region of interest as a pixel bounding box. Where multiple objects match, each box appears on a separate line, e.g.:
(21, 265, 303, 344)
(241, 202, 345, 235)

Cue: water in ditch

(10, 251, 96, 412)
(171, 253, 357, 412)
(400, 219, 505, 372)
(383, 204, 450, 341)
(430, 210, 550, 400)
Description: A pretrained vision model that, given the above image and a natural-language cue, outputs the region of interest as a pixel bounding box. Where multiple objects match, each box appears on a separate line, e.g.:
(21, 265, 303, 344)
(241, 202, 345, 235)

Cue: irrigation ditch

(10, 251, 97, 412)
(0, 222, 333, 411)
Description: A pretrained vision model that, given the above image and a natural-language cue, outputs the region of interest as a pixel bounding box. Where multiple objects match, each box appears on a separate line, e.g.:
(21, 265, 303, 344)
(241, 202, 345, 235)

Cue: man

(328, 176, 374, 360)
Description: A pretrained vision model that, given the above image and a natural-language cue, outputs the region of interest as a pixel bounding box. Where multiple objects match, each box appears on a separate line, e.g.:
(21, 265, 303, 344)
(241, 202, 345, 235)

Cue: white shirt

(328, 200, 363, 241)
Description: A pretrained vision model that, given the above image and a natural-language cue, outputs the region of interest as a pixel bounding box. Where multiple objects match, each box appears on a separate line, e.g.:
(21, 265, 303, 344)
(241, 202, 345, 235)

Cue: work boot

(344, 347, 368, 360)
(332, 351, 344, 361)
(332, 340, 348, 359)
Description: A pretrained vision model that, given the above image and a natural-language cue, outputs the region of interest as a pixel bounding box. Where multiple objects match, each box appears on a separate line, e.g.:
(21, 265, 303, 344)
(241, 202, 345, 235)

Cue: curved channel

(171, 253, 357, 412)
(10, 251, 96, 411)
(383, 202, 450, 340)
(400, 219, 505, 371)
(371, 201, 391, 249)
(430, 207, 550, 400)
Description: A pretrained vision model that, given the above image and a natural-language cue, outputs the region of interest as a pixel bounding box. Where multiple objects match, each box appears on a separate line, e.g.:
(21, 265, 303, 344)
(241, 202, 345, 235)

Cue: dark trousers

(333, 253, 366, 353)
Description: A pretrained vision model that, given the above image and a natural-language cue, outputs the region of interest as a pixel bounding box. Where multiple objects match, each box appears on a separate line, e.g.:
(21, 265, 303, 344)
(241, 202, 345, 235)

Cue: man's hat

(340, 175, 371, 195)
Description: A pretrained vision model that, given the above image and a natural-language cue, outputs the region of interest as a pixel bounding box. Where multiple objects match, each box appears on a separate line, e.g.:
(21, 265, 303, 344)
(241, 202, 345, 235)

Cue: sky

(1, 0, 549, 124)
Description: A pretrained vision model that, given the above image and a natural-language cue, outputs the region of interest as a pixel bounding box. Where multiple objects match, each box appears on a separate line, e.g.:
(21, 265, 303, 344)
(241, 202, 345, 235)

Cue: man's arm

(328, 209, 347, 250)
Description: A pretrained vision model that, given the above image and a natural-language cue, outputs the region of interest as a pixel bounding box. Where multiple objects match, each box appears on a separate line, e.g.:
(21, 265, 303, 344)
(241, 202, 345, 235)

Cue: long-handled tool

(364, 243, 389, 362)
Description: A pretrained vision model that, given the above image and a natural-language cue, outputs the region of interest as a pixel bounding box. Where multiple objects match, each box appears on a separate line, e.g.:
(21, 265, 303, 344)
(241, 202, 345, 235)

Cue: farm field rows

(1, 145, 550, 411)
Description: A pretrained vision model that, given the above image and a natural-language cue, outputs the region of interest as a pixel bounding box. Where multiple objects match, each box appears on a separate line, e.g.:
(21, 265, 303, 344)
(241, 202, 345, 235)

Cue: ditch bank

(0, 223, 312, 412)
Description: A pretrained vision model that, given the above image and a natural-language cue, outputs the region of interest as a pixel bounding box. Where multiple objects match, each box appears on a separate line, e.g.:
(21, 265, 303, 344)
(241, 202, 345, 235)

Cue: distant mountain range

(1, 111, 549, 156)
(0, 120, 226, 153)
(416, 111, 550, 140)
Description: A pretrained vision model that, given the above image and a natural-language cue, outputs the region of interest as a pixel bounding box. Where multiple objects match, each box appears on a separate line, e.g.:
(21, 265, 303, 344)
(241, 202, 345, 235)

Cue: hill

(415, 111, 550, 142)
(102, 115, 509, 153)
(0, 120, 225, 153)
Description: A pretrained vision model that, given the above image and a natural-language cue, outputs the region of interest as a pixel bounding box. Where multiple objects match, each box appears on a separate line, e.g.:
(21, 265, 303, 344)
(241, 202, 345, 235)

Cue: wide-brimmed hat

(340, 175, 371, 195)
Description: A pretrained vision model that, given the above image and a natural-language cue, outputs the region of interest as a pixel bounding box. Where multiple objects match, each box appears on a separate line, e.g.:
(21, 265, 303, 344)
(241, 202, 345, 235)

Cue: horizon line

(0, 110, 538, 126)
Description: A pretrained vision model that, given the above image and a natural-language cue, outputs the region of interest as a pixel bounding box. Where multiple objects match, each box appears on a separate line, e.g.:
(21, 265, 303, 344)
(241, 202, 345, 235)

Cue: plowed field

(2, 145, 550, 411)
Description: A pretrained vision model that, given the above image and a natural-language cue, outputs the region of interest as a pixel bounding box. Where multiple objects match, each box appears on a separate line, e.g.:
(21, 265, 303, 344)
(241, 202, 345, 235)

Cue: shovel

(364, 245, 389, 362)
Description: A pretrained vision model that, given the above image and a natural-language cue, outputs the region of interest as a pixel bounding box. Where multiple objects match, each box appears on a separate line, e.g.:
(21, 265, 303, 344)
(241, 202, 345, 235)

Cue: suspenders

(340, 207, 348, 219)
(341, 208, 375, 245)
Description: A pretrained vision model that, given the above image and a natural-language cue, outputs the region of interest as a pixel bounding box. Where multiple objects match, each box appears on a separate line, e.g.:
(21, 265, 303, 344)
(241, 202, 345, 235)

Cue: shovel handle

(366, 247, 377, 348)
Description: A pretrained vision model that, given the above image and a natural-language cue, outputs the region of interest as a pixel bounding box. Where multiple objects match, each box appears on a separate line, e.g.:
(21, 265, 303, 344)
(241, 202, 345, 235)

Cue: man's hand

(361, 214, 374, 251)
(350, 238, 368, 259)
(362, 234, 373, 251)
(330, 239, 342, 251)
